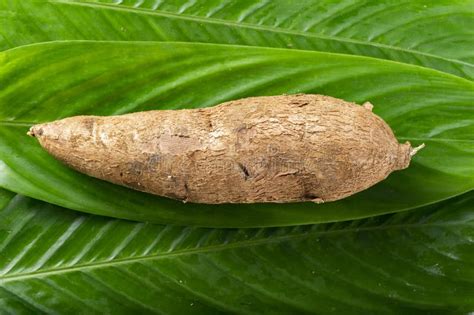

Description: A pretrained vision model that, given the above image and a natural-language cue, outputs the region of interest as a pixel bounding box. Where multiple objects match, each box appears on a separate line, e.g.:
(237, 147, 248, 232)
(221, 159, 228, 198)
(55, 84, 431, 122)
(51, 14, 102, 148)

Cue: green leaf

(0, 41, 473, 227)
(1, 0, 473, 79)
(0, 188, 473, 313)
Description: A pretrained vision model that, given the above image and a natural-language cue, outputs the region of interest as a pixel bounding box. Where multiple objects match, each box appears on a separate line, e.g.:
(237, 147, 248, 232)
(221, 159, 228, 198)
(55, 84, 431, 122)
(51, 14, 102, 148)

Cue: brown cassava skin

(28, 94, 417, 204)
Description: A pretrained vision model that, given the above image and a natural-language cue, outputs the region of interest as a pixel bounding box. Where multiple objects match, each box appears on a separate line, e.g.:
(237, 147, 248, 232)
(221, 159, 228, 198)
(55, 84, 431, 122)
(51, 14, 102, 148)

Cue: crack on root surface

(183, 182, 189, 203)
(303, 193, 319, 200)
(303, 192, 324, 204)
(237, 163, 250, 180)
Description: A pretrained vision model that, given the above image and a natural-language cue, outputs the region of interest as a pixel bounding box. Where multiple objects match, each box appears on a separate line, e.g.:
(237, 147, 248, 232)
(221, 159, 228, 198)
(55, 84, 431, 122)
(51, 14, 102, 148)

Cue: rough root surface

(29, 94, 416, 204)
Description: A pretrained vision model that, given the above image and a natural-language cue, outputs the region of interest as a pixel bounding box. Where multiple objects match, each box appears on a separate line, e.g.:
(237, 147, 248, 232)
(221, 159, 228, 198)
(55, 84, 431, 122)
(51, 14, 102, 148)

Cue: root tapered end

(27, 125, 45, 138)
(395, 142, 426, 170)
(410, 143, 425, 157)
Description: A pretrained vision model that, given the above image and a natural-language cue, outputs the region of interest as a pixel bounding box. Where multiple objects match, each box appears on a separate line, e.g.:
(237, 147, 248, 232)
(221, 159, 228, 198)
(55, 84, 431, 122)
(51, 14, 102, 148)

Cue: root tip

(27, 126, 43, 138)
(410, 143, 425, 157)
(27, 128, 35, 137)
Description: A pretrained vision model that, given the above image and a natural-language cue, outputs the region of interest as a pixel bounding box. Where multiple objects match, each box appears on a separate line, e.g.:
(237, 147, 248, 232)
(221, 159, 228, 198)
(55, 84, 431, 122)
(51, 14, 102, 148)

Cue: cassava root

(28, 94, 423, 204)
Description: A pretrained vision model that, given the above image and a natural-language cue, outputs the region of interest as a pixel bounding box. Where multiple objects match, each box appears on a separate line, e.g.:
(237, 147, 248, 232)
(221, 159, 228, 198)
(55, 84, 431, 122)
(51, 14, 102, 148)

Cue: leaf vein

(0, 221, 470, 283)
(48, 0, 474, 70)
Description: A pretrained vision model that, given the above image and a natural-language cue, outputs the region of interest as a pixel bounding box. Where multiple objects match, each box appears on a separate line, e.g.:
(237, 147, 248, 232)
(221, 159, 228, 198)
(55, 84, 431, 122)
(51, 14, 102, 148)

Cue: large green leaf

(0, 0, 473, 79)
(0, 41, 472, 226)
(0, 188, 473, 313)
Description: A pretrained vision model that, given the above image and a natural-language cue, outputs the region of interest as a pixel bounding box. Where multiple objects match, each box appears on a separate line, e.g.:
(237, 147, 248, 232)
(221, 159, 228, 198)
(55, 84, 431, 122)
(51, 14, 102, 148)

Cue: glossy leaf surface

(1, 1, 473, 313)
(0, 189, 473, 313)
(0, 0, 473, 78)
(0, 41, 472, 226)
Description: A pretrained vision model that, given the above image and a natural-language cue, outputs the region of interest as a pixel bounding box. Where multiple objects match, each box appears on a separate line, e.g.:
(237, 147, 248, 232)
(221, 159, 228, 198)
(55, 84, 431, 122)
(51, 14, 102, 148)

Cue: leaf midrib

(0, 121, 33, 127)
(0, 220, 469, 283)
(50, 0, 474, 69)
